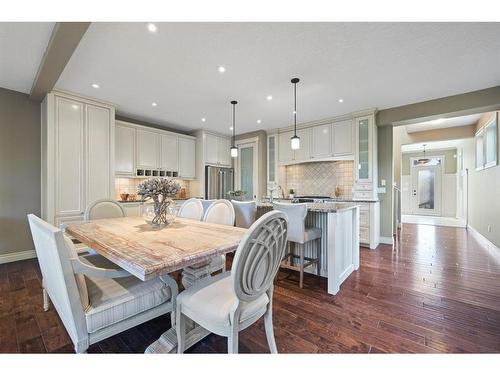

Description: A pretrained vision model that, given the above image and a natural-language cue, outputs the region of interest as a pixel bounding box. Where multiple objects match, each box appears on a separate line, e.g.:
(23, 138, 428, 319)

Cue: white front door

(235, 139, 259, 200)
(410, 157, 443, 216)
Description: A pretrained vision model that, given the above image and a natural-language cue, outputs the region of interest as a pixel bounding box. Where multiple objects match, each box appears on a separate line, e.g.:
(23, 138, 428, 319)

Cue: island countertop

(257, 201, 360, 213)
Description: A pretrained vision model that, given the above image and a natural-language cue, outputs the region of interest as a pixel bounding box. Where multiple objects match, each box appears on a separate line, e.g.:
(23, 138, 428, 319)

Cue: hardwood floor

(1, 223, 500, 353)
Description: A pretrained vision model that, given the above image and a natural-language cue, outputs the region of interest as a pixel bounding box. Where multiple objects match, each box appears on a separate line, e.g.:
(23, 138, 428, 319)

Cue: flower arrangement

(138, 178, 180, 226)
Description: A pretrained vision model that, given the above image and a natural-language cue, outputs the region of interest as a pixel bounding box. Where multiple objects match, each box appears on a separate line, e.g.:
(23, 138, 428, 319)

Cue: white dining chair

(231, 200, 257, 229)
(176, 210, 288, 354)
(84, 198, 126, 221)
(272, 202, 322, 288)
(203, 199, 235, 226)
(27, 214, 178, 354)
(177, 198, 204, 221)
(200, 199, 214, 216)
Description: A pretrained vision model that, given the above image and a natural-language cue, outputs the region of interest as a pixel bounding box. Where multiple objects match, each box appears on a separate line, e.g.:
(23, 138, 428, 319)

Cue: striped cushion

(84, 275, 172, 333)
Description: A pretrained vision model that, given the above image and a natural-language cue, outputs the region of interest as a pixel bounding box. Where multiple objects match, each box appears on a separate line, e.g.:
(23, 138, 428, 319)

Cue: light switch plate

(377, 187, 386, 194)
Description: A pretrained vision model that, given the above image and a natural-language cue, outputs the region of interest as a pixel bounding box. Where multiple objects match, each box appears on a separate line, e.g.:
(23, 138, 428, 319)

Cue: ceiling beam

(29, 22, 90, 101)
(377, 85, 500, 127)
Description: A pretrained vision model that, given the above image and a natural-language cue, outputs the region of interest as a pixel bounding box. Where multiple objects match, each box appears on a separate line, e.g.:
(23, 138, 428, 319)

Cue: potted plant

(227, 190, 247, 201)
(289, 188, 295, 199)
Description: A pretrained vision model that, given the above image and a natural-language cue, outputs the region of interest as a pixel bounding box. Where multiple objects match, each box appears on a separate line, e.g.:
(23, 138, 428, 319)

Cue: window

(476, 113, 498, 170)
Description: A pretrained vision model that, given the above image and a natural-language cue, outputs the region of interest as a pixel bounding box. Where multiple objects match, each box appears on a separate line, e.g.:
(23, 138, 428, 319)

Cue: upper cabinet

(353, 114, 378, 200)
(115, 122, 136, 176)
(115, 121, 196, 179)
(204, 133, 231, 167)
(267, 134, 277, 184)
(277, 119, 354, 165)
(41, 92, 115, 225)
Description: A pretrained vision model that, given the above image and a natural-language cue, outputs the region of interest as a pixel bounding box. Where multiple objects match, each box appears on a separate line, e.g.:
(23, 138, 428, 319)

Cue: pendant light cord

(294, 81, 297, 136)
(232, 102, 235, 146)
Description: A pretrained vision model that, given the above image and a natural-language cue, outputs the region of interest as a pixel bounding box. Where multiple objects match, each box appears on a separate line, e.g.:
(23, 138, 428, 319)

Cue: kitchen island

(257, 202, 360, 295)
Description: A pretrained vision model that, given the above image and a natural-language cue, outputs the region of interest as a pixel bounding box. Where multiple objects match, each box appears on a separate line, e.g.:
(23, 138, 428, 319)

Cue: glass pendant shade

(230, 146, 238, 158)
(291, 135, 300, 150)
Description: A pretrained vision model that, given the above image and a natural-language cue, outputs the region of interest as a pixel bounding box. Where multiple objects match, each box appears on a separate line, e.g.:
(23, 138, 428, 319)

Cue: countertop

(257, 202, 360, 213)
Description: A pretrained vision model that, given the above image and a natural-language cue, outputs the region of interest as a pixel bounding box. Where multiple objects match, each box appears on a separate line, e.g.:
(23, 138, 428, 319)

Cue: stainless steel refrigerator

(205, 165, 234, 199)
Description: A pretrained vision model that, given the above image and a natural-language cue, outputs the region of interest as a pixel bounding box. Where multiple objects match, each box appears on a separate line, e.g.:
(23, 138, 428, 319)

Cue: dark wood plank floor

(1, 223, 500, 353)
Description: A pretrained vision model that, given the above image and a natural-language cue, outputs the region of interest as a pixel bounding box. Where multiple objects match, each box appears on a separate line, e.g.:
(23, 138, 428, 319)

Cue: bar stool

(272, 202, 321, 288)
(231, 200, 257, 229)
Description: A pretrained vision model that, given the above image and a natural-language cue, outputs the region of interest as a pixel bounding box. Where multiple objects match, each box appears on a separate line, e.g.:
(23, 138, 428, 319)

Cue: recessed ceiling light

(147, 23, 157, 33)
(201, 118, 206, 122)
(338, 98, 344, 103)
(218, 66, 226, 73)
(152, 102, 157, 107)
(229, 126, 233, 130)
(431, 118, 445, 124)
(91, 83, 99, 89)
(257, 119, 262, 124)
(266, 95, 273, 101)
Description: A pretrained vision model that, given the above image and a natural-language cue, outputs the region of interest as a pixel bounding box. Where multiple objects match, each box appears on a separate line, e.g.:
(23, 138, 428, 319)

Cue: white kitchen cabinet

(217, 136, 231, 167)
(42, 91, 115, 225)
(311, 124, 332, 159)
(137, 129, 159, 170)
(353, 114, 378, 200)
(178, 137, 196, 179)
(160, 134, 178, 172)
(267, 134, 278, 184)
(332, 120, 354, 157)
(204, 133, 219, 165)
(122, 202, 143, 217)
(115, 122, 136, 176)
(278, 131, 294, 163)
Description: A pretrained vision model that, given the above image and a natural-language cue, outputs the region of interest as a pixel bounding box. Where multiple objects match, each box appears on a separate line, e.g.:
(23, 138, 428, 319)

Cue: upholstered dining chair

(176, 210, 288, 354)
(203, 199, 235, 226)
(177, 198, 204, 221)
(200, 199, 214, 216)
(272, 202, 322, 288)
(84, 198, 126, 221)
(231, 200, 257, 229)
(27, 214, 178, 354)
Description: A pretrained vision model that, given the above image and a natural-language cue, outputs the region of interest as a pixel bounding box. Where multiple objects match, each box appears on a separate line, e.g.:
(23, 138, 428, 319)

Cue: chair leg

(176, 308, 186, 354)
(227, 330, 239, 354)
(42, 287, 50, 311)
(316, 238, 321, 277)
(264, 306, 278, 353)
(299, 244, 304, 289)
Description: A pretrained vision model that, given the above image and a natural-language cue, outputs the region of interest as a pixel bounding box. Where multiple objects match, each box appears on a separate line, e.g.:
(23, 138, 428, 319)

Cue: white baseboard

(467, 225, 500, 258)
(0, 249, 37, 264)
(379, 236, 394, 245)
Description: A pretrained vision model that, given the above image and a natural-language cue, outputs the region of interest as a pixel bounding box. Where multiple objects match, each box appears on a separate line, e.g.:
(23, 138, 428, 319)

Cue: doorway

(409, 156, 443, 216)
(235, 137, 259, 200)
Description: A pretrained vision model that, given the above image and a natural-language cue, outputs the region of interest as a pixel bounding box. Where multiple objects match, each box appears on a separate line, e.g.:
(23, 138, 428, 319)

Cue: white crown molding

(0, 250, 37, 264)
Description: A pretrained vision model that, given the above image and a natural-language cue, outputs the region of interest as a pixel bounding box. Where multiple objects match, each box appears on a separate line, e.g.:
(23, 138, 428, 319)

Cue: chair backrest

(27, 214, 88, 347)
(84, 199, 126, 221)
(200, 199, 214, 215)
(272, 202, 307, 243)
(231, 210, 288, 302)
(203, 199, 235, 226)
(231, 200, 257, 229)
(177, 198, 204, 221)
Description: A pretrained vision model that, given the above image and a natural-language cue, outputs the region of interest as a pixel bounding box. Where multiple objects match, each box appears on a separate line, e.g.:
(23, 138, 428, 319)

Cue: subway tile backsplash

(115, 177, 190, 200)
(285, 161, 354, 198)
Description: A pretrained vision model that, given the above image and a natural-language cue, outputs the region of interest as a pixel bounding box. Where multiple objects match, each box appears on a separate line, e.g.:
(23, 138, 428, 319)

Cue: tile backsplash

(115, 177, 190, 200)
(285, 161, 354, 198)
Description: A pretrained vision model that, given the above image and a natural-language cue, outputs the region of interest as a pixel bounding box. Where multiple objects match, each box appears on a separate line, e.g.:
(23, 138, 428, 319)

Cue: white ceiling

(0, 22, 54, 93)
(405, 113, 481, 133)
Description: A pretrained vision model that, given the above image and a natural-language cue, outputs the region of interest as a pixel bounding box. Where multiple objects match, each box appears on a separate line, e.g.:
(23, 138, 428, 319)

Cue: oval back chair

(177, 198, 204, 221)
(84, 199, 126, 221)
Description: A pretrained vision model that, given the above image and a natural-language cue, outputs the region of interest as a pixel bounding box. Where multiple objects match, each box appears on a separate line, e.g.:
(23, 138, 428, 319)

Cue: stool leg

(316, 237, 321, 277)
(299, 244, 304, 288)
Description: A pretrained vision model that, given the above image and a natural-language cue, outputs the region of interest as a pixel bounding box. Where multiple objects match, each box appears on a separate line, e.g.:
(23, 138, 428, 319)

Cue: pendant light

(230, 100, 238, 158)
(290, 78, 300, 150)
(417, 144, 430, 165)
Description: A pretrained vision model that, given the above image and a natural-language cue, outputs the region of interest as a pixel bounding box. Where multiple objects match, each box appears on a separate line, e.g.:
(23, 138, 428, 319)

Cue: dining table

(66, 215, 248, 353)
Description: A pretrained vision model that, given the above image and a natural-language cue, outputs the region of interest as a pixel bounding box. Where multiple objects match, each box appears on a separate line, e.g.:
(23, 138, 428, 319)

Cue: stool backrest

(231, 210, 288, 302)
(231, 200, 257, 229)
(272, 202, 307, 243)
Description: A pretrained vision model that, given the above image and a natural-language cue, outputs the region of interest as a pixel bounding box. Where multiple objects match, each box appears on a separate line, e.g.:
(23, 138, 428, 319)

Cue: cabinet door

(332, 120, 354, 157)
(179, 138, 196, 179)
(311, 124, 332, 159)
(267, 135, 277, 183)
(204, 133, 219, 165)
(160, 134, 179, 171)
(278, 131, 294, 163)
(86, 104, 112, 205)
(294, 128, 311, 162)
(115, 123, 136, 175)
(217, 136, 231, 167)
(55, 97, 85, 216)
(137, 129, 159, 169)
(356, 116, 372, 181)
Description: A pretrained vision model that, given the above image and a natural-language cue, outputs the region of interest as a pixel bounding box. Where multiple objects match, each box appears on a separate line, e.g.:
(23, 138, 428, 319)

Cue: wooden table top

(66, 216, 248, 281)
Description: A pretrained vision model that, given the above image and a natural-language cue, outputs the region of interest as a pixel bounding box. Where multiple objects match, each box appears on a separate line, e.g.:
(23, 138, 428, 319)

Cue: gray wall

(0, 88, 41, 255)
(377, 126, 393, 239)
